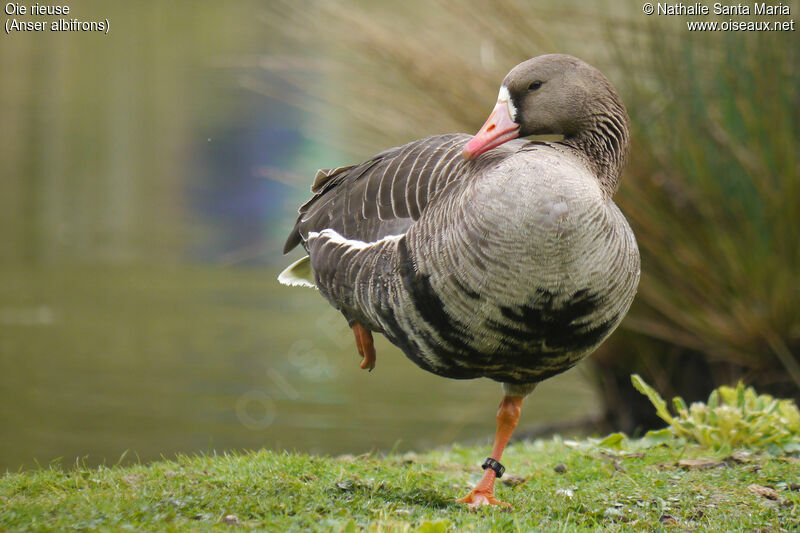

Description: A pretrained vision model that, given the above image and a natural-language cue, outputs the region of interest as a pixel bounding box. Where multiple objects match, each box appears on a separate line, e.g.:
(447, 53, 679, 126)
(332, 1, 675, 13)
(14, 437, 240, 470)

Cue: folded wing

(283, 133, 475, 253)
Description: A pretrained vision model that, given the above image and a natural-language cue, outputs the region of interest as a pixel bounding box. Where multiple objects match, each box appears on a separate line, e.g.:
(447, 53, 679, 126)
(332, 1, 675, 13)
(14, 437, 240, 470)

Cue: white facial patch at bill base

(497, 86, 517, 121)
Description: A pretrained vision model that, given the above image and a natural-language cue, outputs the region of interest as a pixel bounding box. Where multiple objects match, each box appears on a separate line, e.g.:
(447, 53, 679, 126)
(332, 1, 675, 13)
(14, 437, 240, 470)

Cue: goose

(279, 54, 640, 507)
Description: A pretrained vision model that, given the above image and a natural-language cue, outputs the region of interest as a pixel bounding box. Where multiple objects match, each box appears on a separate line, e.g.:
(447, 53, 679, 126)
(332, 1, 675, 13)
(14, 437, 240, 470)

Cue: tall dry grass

(258, 0, 799, 429)
(595, 23, 800, 428)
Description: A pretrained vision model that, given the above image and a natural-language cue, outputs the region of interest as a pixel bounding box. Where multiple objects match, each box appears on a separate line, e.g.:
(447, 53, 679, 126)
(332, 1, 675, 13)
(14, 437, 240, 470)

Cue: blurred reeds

(261, 0, 799, 430)
(596, 19, 800, 429)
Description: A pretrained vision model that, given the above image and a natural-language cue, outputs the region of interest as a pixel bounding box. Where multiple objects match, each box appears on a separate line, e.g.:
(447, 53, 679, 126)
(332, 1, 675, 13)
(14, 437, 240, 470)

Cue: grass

(2, 438, 798, 532)
(4, 381, 798, 530)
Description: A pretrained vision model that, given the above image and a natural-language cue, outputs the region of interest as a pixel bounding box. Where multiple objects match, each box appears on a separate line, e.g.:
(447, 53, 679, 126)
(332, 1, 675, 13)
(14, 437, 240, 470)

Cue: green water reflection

(0, 267, 598, 470)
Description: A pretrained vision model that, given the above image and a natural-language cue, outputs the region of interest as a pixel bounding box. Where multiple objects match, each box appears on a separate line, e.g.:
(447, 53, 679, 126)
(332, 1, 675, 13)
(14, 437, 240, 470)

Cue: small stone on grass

(336, 480, 355, 491)
(677, 458, 723, 470)
(659, 514, 678, 525)
(122, 474, 143, 486)
(747, 484, 781, 501)
(603, 507, 627, 522)
(501, 473, 527, 487)
(555, 488, 574, 499)
(725, 451, 753, 464)
(222, 514, 240, 525)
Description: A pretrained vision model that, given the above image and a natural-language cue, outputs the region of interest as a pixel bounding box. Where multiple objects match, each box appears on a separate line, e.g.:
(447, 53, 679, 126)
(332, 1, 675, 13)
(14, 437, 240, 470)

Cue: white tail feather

(277, 256, 316, 288)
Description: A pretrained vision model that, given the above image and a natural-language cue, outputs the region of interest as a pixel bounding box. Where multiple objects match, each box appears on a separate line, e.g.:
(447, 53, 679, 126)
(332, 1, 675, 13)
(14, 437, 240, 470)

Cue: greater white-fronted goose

(280, 54, 640, 507)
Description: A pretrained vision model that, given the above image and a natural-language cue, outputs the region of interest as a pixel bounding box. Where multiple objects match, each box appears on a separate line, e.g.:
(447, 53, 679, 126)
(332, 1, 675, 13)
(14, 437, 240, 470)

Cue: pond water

(0, 266, 598, 471)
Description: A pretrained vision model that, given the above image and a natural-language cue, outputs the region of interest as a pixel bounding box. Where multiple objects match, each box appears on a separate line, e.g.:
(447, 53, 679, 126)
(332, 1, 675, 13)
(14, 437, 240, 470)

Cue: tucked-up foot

(351, 322, 376, 371)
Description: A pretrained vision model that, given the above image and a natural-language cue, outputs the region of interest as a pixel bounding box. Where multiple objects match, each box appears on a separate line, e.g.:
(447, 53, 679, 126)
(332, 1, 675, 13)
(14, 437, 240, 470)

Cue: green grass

(2, 438, 798, 532)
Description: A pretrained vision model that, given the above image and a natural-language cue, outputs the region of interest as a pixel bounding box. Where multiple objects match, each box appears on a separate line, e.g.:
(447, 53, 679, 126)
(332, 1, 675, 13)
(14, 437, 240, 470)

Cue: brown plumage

(280, 54, 640, 507)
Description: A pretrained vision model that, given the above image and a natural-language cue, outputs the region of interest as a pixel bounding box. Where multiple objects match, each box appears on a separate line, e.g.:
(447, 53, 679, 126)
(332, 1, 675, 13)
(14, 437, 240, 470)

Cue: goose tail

(277, 255, 316, 289)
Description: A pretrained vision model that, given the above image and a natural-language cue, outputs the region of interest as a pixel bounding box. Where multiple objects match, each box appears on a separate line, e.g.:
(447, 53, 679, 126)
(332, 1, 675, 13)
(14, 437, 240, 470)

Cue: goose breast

(394, 143, 640, 383)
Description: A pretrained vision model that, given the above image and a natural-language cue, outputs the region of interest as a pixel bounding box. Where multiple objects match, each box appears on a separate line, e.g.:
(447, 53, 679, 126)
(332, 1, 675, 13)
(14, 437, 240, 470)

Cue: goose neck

(561, 99, 630, 197)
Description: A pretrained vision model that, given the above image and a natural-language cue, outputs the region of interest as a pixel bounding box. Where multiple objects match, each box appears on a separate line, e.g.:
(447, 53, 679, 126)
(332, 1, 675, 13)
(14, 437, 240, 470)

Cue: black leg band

(481, 457, 505, 478)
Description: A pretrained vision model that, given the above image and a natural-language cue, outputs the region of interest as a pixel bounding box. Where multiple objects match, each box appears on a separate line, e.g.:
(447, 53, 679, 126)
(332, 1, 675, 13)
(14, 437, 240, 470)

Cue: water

(0, 266, 598, 471)
(0, 1, 599, 472)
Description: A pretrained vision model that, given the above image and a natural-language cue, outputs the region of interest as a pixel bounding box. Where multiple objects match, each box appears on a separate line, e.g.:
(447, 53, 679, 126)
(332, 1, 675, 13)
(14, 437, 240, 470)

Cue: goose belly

(383, 273, 631, 385)
(380, 173, 640, 384)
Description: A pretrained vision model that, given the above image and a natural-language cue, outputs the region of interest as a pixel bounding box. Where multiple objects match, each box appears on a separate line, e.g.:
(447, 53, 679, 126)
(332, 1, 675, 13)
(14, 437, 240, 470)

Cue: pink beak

(462, 99, 521, 161)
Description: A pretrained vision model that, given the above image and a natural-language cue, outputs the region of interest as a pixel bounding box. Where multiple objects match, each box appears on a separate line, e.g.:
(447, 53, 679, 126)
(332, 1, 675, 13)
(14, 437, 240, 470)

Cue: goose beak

(462, 99, 521, 161)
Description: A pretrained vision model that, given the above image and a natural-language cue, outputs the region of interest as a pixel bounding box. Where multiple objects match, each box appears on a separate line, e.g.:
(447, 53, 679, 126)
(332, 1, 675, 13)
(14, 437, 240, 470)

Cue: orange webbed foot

(457, 489, 511, 509)
(351, 322, 376, 371)
(457, 467, 511, 509)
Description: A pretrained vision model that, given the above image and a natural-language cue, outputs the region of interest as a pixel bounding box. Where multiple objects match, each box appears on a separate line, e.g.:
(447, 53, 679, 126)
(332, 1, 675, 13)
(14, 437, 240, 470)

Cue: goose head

(462, 54, 625, 161)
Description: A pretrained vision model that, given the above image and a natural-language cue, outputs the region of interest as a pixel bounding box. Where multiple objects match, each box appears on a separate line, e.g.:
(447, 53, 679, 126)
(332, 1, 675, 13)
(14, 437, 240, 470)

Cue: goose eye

(528, 81, 543, 91)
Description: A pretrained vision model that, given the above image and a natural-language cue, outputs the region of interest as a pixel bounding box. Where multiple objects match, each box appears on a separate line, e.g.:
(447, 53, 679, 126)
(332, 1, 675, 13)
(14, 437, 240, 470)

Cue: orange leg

(351, 322, 376, 371)
(458, 395, 523, 508)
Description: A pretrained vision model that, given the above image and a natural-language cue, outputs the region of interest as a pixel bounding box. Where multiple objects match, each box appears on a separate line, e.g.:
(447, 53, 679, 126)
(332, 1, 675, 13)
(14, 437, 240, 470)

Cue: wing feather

(283, 133, 513, 254)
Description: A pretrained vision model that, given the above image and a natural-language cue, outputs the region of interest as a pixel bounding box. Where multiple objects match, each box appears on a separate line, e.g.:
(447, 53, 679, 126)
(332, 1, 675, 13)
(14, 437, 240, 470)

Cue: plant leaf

(598, 432, 627, 449)
(641, 428, 674, 448)
(631, 374, 674, 425)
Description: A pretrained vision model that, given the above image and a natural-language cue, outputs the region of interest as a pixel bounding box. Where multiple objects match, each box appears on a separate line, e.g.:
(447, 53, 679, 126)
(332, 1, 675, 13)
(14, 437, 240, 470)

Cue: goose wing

(283, 133, 475, 253)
